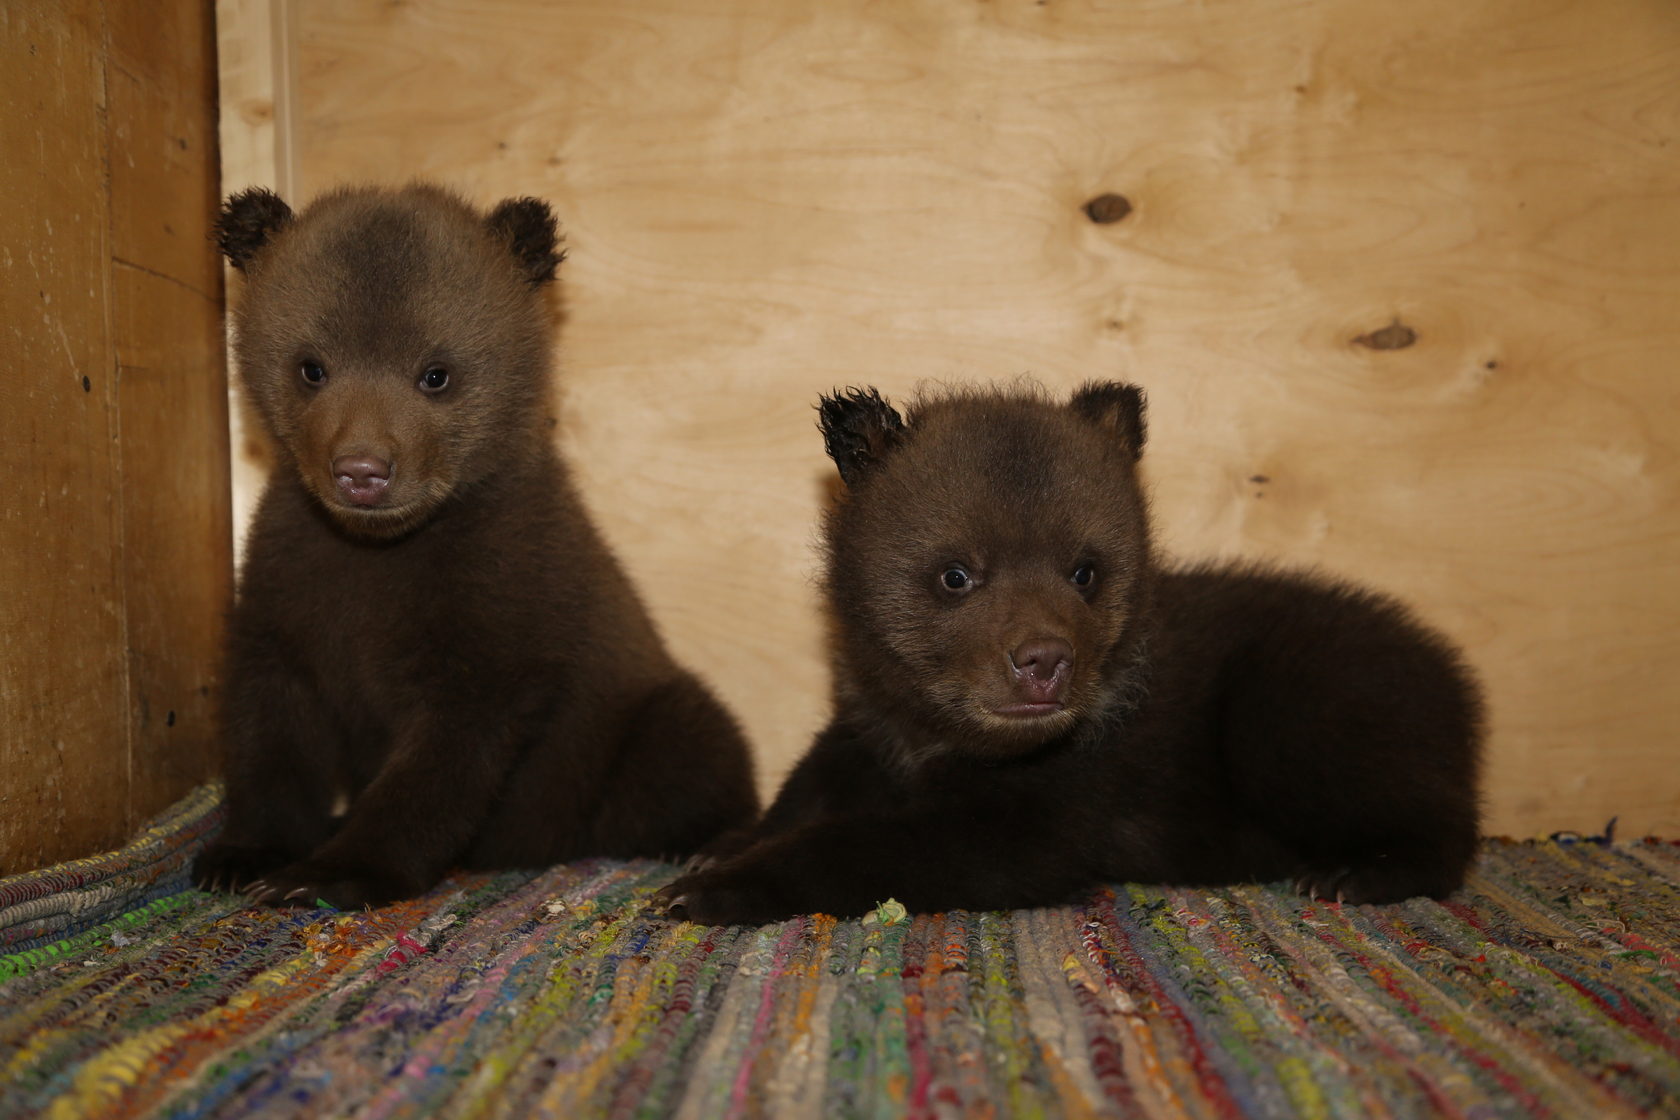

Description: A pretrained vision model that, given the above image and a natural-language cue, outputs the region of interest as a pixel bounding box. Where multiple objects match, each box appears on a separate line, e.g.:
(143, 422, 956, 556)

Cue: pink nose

(1009, 637, 1073, 703)
(333, 455, 391, 506)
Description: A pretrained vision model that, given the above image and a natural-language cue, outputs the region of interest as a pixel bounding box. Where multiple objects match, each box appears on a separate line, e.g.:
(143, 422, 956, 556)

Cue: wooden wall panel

(108, 0, 231, 825)
(0, 0, 129, 872)
(228, 0, 1679, 836)
(215, 0, 294, 558)
(0, 0, 229, 872)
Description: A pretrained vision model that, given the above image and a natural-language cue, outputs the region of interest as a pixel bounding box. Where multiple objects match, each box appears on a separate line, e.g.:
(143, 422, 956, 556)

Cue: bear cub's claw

(1295, 857, 1459, 906)
(193, 842, 289, 895)
(241, 860, 414, 911)
(657, 864, 791, 927)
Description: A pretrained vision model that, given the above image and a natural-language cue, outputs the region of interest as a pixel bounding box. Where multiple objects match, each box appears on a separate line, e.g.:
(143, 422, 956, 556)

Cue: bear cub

(194, 184, 758, 908)
(664, 383, 1482, 924)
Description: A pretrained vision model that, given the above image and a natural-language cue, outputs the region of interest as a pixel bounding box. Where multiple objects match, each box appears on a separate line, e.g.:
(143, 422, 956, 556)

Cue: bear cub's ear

(215, 188, 294, 271)
(818, 386, 905, 487)
(1070, 381, 1147, 461)
(486, 197, 565, 286)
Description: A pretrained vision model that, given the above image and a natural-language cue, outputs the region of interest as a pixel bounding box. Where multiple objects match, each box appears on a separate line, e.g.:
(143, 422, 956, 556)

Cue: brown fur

(664, 383, 1484, 924)
(194, 184, 758, 908)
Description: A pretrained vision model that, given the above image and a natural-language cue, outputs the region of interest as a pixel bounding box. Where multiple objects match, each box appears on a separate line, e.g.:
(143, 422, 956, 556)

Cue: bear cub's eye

(299, 361, 326, 387)
(419, 366, 450, 393)
(1071, 562, 1096, 589)
(940, 567, 973, 593)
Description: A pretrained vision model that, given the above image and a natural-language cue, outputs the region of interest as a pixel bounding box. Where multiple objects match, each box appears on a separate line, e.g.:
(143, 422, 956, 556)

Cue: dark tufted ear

(817, 387, 905, 487)
(1070, 381, 1147, 461)
(215, 188, 293, 271)
(486, 197, 565, 285)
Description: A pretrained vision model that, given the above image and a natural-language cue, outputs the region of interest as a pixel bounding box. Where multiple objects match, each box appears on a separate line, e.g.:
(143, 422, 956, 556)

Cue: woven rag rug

(2, 787, 1678, 1119)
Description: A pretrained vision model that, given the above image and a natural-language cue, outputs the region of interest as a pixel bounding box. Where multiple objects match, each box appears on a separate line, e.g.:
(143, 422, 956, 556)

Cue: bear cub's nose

(1009, 637, 1074, 702)
(333, 455, 392, 506)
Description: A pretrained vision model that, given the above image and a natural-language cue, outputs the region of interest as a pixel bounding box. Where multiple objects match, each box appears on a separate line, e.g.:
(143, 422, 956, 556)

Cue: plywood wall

(0, 0, 230, 872)
(219, 0, 1680, 837)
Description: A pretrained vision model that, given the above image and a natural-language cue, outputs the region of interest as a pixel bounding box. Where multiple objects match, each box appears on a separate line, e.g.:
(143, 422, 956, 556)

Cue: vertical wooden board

(111, 264, 231, 827)
(0, 0, 129, 871)
(263, 0, 1680, 835)
(109, 0, 232, 826)
(108, 6, 223, 297)
(215, 0, 295, 199)
(215, 0, 293, 563)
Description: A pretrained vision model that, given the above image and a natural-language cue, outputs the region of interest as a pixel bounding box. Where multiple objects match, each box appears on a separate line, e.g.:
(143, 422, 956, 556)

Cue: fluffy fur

(664, 383, 1483, 924)
(195, 184, 757, 909)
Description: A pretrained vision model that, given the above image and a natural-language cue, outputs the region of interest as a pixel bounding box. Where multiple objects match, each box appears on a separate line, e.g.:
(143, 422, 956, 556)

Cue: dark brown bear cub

(194, 184, 757, 909)
(664, 383, 1482, 924)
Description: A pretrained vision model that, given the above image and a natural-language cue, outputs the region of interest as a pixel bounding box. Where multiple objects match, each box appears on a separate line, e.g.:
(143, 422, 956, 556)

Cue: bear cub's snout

(1005, 636, 1073, 710)
(332, 455, 391, 506)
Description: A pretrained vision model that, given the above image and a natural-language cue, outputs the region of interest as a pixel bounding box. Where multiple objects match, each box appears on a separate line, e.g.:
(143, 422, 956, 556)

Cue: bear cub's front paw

(659, 862, 795, 927)
(194, 842, 290, 894)
(1296, 857, 1461, 905)
(244, 859, 418, 911)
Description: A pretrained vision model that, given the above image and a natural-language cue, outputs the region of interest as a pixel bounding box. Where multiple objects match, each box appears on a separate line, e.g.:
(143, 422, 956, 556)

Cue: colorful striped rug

(1, 787, 1677, 1118)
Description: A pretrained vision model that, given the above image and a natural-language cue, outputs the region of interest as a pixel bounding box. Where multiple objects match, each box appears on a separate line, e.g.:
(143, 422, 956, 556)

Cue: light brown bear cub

(195, 184, 758, 909)
(664, 383, 1483, 924)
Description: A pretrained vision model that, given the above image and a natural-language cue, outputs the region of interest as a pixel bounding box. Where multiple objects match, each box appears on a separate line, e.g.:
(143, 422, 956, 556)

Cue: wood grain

(215, 0, 295, 559)
(0, 0, 230, 871)
(110, 0, 231, 842)
(111, 261, 230, 828)
(225, 0, 1680, 836)
(108, 2, 230, 831)
(0, 0, 129, 873)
